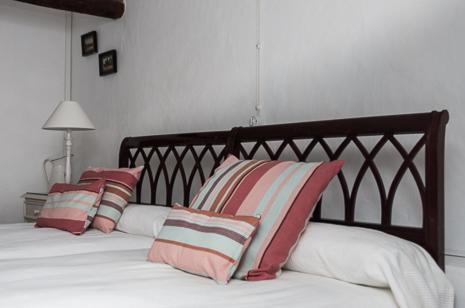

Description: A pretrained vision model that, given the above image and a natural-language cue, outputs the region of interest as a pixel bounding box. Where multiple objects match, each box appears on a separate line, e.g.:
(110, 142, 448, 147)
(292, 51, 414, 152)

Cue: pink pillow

(79, 166, 143, 233)
(36, 180, 106, 235)
(148, 205, 260, 284)
(190, 155, 343, 280)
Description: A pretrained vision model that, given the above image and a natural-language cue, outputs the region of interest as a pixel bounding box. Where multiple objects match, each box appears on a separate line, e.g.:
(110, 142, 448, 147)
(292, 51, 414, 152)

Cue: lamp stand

(64, 130, 72, 184)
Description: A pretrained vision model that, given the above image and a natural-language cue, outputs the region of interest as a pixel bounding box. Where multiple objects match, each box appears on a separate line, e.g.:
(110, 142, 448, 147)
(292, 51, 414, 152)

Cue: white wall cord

(250, 0, 263, 126)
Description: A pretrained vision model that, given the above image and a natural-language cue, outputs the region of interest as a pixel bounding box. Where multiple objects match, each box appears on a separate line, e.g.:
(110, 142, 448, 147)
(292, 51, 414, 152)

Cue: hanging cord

(250, 0, 263, 126)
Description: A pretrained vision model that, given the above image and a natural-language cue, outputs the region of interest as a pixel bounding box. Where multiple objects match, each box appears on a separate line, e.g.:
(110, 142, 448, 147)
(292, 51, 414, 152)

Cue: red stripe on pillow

(36, 218, 87, 235)
(49, 181, 104, 194)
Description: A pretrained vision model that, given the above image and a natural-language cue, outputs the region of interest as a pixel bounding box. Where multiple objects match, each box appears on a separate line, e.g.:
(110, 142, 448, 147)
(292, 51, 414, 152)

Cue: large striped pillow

(190, 155, 343, 280)
(79, 166, 143, 233)
(147, 205, 260, 284)
(36, 180, 106, 235)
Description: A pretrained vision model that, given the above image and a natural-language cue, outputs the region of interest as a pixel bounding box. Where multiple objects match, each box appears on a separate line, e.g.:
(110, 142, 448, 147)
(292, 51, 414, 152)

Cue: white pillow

(285, 223, 454, 308)
(116, 204, 171, 237)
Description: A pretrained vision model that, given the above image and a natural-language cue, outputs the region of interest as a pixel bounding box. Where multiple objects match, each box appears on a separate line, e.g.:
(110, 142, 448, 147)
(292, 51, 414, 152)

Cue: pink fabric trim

(92, 216, 115, 234)
(148, 241, 233, 284)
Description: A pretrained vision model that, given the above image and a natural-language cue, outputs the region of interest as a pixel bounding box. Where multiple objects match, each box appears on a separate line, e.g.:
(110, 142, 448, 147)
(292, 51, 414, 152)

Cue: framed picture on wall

(81, 31, 98, 56)
(99, 50, 117, 76)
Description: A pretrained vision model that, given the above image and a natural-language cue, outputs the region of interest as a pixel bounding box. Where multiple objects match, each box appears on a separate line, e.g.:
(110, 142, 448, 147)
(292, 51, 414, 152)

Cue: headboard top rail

(230, 110, 449, 139)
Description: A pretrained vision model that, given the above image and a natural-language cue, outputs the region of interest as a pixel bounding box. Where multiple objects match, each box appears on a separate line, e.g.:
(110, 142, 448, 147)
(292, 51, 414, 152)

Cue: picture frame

(99, 50, 118, 76)
(81, 31, 98, 56)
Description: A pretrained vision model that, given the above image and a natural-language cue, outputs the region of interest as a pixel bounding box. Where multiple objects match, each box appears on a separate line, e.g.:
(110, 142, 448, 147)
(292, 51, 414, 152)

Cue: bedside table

(22, 192, 47, 222)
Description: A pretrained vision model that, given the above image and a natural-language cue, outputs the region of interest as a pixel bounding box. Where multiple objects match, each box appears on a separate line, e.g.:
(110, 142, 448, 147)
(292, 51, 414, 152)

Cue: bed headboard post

(226, 127, 241, 157)
(424, 110, 448, 269)
(119, 137, 131, 168)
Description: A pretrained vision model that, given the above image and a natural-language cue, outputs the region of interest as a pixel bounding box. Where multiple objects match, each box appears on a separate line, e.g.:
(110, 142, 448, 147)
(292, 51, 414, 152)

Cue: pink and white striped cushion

(79, 167, 143, 233)
(36, 180, 106, 235)
(148, 205, 260, 284)
(190, 155, 343, 280)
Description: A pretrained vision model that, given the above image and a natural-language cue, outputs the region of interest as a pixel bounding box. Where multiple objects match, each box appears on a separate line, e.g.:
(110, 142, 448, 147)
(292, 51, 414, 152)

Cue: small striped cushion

(148, 205, 260, 284)
(190, 155, 343, 280)
(36, 180, 106, 235)
(79, 166, 143, 233)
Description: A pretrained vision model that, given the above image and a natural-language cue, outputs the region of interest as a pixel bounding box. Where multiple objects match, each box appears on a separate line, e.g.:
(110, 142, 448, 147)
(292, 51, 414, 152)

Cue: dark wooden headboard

(119, 110, 448, 269)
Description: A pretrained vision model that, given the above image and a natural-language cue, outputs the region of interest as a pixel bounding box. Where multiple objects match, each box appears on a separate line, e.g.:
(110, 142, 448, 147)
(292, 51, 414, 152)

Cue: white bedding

(0, 223, 398, 308)
(0, 223, 153, 260)
(285, 223, 454, 308)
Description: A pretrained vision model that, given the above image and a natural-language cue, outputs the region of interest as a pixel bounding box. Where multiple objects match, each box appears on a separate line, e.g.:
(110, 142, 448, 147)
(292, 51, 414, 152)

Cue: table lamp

(42, 101, 95, 183)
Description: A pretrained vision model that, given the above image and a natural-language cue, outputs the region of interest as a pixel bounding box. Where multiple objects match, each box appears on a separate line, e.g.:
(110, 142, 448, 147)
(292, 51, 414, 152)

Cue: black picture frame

(99, 50, 118, 76)
(81, 31, 98, 56)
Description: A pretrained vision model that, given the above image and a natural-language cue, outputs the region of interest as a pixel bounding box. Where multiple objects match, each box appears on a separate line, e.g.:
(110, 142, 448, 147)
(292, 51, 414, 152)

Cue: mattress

(0, 223, 398, 308)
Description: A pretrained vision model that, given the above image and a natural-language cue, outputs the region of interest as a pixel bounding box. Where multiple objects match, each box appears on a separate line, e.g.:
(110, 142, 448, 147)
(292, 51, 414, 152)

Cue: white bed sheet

(0, 223, 153, 260)
(0, 223, 398, 308)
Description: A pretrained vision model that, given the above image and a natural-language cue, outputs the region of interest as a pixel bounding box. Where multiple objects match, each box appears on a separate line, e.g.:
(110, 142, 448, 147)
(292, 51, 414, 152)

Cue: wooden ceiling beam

(13, 0, 125, 19)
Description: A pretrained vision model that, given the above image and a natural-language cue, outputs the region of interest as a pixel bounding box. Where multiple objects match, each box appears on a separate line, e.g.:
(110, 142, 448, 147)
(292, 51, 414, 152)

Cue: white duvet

(285, 223, 455, 308)
(0, 224, 398, 308)
(0, 251, 398, 308)
(0, 223, 153, 260)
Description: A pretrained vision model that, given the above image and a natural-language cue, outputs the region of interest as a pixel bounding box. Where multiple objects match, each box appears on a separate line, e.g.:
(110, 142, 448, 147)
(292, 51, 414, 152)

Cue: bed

(0, 110, 451, 308)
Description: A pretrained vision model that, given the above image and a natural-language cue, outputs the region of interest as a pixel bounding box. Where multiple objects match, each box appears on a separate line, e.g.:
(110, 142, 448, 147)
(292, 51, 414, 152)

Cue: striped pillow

(36, 180, 106, 235)
(79, 166, 143, 233)
(190, 155, 343, 280)
(147, 205, 260, 284)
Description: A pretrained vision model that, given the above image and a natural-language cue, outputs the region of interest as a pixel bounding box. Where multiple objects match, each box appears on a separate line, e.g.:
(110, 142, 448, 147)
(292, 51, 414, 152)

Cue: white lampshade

(42, 101, 95, 131)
